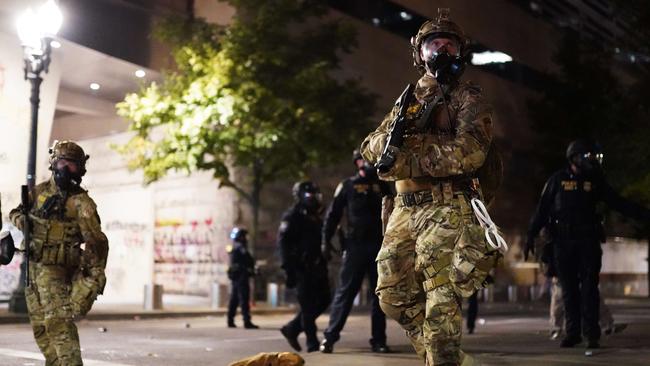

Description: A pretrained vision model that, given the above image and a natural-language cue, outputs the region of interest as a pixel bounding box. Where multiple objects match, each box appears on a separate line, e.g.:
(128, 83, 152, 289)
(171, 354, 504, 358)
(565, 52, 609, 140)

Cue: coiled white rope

(470, 198, 508, 253)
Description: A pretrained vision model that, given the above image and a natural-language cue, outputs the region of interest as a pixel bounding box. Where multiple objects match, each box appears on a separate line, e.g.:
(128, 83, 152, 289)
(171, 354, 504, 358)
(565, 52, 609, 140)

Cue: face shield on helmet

(293, 181, 322, 210)
(230, 227, 248, 244)
(566, 139, 603, 175)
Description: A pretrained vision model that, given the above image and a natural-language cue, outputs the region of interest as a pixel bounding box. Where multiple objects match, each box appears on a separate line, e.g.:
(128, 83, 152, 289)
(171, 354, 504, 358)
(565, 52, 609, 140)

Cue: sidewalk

(0, 300, 296, 324)
(1, 295, 647, 324)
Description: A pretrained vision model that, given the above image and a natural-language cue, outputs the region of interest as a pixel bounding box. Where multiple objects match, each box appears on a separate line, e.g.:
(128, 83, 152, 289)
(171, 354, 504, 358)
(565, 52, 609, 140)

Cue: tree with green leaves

(115, 0, 376, 247)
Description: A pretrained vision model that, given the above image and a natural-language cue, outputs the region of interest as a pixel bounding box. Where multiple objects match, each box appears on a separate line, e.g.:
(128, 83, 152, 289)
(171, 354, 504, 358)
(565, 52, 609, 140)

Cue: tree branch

(218, 177, 253, 204)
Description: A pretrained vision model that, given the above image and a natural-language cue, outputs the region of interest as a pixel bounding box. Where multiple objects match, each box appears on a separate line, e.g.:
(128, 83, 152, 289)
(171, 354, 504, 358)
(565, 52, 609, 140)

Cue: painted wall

(78, 132, 239, 304)
(0, 29, 61, 299)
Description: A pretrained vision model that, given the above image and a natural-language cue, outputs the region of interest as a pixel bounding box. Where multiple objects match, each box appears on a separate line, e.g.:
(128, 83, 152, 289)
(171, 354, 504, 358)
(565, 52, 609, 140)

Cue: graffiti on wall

(153, 217, 229, 296)
(0, 253, 21, 299)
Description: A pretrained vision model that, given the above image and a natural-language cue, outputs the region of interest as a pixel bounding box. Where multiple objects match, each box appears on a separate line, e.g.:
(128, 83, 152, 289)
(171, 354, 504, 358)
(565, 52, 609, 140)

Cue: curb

(0, 307, 295, 325)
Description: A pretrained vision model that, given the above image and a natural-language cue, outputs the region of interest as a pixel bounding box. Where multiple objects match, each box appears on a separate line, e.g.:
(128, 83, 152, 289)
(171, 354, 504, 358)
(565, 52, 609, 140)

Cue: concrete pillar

(144, 284, 163, 310)
(211, 282, 229, 309)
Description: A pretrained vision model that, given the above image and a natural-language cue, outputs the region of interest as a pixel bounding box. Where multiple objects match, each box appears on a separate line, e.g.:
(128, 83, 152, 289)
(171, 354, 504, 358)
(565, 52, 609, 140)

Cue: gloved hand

(524, 235, 535, 261)
(71, 270, 105, 317)
(285, 271, 297, 289)
(321, 240, 333, 262)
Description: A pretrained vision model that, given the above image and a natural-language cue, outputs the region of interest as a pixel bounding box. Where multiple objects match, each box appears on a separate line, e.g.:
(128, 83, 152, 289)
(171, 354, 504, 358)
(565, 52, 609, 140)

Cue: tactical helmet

(0, 231, 15, 266)
(292, 181, 321, 202)
(230, 227, 248, 242)
(411, 8, 468, 74)
(49, 140, 89, 176)
(566, 139, 602, 160)
(352, 149, 363, 165)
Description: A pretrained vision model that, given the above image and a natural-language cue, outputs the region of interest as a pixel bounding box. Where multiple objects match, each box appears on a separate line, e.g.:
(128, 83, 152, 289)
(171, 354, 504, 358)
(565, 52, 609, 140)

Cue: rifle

(21, 185, 30, 287)
(376, 83, 416, 173)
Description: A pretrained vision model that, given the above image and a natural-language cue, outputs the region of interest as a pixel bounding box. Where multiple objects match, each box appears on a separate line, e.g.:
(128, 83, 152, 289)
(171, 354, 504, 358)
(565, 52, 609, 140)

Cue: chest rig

(29, 189, 83, 268)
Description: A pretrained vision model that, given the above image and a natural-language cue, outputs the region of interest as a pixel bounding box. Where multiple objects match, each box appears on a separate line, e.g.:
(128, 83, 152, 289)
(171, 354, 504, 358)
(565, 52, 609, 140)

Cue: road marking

(0, 348, 133, 366)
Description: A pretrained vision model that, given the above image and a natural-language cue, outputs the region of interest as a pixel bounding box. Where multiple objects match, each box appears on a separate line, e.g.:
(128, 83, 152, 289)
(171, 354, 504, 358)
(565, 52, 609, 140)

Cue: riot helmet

(292, 181, 322, 210)
(230, 227, 248, 245)
(353, 149, 377, 179)
(566, 139, 604, 174)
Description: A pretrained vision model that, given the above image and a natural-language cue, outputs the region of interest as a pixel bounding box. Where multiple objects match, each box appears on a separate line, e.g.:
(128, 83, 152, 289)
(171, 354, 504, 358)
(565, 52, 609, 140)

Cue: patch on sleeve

(334, 182, 344, 197)
(279, 221, 289, 232)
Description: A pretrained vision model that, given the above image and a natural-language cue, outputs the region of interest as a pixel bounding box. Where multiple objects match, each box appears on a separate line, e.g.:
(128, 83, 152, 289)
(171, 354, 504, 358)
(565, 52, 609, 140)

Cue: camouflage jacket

(360, 74, 494, 181)
(9, 178, 109, 274)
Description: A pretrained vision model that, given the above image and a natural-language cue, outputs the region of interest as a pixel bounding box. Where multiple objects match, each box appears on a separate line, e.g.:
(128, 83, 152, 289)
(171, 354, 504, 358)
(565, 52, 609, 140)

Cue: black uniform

(322, 173, 390, 347)
(227, 243, 255, 326)
(278, 204, 331, 351)
(528, 168, 649, 343)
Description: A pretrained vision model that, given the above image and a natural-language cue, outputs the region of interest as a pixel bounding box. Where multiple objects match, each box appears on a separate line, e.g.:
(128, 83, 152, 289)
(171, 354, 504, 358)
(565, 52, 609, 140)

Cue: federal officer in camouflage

(10, 140, 109, 366)
(360, 9, 500, 366)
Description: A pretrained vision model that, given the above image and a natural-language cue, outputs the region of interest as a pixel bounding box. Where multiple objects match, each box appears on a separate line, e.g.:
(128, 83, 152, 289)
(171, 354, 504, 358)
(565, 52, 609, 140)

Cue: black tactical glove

(524, 235, 535, 261)
(285, 271, 297, 289)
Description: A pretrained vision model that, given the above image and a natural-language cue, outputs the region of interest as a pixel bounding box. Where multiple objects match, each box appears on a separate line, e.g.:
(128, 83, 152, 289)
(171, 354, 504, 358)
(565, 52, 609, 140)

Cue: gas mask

(53, 165, 82, 191)
(301, 191, 322, 211)
(421, 38, 466, 85)
(361, 162, 378, 180)
(572, 152, 604, 176)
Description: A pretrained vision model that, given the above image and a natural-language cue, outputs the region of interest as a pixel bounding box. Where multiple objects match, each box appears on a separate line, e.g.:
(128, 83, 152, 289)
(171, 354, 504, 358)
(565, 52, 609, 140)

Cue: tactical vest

(29, 191, 83, 268)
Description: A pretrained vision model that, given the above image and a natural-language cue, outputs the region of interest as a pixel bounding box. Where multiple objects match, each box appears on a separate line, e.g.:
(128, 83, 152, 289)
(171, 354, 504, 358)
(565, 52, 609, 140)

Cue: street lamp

(17, 0, 62, 188)
(9, 0, 62, 314)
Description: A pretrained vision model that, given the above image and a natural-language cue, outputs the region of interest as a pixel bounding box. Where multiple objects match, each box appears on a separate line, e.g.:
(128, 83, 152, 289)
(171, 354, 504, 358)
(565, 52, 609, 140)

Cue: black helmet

(352, 149, 363, 165)
(230, 227, 248, 242)
(566, 139, 603, 162)
(292, 181, 322, 210)
(0, 231, 15, 266)
(566, 139, 604, 174)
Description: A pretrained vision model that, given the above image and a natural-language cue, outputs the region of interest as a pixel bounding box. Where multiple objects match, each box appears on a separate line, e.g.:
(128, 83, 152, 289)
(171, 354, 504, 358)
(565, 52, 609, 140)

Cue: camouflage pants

(376, 191, 497, 366)
(26, 263, 82, 366)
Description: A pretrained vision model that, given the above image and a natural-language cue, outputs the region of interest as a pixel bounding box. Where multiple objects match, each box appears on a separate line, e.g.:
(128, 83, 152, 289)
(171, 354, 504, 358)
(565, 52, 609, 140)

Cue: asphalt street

(0, 302, 649, 366)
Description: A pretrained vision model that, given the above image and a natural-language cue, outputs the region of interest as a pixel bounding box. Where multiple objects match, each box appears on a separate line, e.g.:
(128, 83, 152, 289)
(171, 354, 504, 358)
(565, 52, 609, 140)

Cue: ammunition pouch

(29, 214, 82, 267)
(449, 193, 502, 297)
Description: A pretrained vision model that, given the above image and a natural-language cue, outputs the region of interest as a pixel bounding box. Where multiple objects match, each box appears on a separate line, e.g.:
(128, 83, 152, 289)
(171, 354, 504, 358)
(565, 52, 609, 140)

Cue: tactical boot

(586, 339, 600, 349)
(319, 339, 334, 354)
(280, 326, 302, 352)
(306, 336, 320, 353)
(560, 336, 582, 348)
(370, 343, 391, 353)
(244, 321, 259, 329)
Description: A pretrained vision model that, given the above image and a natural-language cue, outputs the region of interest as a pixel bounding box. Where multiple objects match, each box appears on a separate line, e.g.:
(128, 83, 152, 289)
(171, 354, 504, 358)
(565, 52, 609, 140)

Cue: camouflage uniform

(10, 142, 108, 366)
(361, 73, 499, 365)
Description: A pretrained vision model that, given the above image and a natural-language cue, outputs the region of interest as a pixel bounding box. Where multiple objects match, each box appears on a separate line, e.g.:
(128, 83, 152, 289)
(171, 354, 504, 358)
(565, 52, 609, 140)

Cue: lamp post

(9, 0, 62, 313)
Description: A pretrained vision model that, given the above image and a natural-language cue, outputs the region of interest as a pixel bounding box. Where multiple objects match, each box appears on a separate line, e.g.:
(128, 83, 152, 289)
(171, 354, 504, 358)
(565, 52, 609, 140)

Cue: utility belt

(395, 178, 477, 208)
(551, 220, 599, 241)
(29, 214, 82, 267)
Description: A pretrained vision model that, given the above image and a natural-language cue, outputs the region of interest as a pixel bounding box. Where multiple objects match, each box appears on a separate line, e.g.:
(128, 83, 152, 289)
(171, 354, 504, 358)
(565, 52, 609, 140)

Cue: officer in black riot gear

(526, 139, 650, 349)
(226, 227, 258, 329)
(278, 181, 331, 352)
(319, 150, 392, 354)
